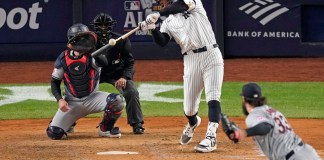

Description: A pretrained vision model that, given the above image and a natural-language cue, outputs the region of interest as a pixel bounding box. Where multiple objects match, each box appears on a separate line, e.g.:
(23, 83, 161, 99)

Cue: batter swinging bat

(91, 26, 140, 57)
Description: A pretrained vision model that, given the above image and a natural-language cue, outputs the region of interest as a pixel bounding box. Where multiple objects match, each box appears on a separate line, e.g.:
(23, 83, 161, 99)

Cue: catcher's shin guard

(99, 93, 124, 131)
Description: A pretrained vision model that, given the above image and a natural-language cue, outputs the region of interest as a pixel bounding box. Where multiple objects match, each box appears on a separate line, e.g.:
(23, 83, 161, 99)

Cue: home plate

(97, 151, 140, 155)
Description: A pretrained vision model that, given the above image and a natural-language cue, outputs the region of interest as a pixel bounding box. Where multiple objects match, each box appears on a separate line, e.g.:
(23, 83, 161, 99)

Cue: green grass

(0, 82, 323, 120)
(0, 88, 12, 100)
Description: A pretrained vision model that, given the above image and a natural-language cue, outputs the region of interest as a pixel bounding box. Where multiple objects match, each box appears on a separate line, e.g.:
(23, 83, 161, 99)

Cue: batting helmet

(90, 13, 117, 44)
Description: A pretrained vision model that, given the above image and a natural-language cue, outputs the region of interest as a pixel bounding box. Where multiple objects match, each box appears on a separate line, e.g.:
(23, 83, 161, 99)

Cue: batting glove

(145, 12, 160, 24)
(138, 21, 156, 31)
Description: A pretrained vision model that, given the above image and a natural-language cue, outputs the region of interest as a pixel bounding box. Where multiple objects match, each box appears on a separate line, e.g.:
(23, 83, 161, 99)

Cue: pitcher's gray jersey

(246, 105, 321, 160)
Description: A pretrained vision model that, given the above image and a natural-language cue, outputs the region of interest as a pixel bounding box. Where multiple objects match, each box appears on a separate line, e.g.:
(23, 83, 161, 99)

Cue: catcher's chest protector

(62, 51, 98, 98)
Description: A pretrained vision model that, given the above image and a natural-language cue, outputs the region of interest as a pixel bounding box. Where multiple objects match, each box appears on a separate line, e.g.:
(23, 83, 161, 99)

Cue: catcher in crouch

(47, 23, 125, 140)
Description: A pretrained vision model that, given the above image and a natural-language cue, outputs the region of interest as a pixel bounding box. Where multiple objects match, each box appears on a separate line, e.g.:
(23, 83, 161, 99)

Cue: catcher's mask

(90, 13, 117, 45)
(66, 23, 97, 53)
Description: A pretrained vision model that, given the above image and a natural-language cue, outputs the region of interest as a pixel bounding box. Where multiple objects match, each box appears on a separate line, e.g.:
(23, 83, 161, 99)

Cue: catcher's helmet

(90, 13, 117, 44)
(67, 23, 90, 42)
(66, 23, 97, 53)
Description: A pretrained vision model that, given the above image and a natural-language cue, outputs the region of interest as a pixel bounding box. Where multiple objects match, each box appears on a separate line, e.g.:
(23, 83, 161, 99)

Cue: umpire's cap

(240, 83, 262, 100)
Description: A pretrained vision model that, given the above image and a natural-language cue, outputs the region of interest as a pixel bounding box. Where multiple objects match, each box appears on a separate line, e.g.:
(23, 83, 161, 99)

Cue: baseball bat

(91, 26, 140, 57)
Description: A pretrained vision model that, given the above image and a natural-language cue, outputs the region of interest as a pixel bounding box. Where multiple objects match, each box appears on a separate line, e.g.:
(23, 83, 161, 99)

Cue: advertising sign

(224, 0, 324, 57)
(83, 0, 171, 42)
(0, 0, 73, 43)
(0, 0, 73, 61)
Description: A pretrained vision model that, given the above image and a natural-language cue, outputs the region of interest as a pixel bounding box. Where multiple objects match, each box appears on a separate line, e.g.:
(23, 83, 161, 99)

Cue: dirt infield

(0, 58, 324, 160)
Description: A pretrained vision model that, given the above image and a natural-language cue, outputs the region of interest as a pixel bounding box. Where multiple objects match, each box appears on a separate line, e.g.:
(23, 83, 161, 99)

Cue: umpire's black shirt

(97, 32, 135, 83)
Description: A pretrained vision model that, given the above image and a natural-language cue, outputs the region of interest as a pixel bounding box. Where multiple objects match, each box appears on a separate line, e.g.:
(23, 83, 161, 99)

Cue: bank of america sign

(239, 0, 289, 25)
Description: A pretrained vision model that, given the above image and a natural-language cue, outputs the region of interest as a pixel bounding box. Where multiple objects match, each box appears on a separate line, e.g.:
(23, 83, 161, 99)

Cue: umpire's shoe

(194, 136, 217, 153)
(132, 123, 145, 134)
(180, 116, 201, 145)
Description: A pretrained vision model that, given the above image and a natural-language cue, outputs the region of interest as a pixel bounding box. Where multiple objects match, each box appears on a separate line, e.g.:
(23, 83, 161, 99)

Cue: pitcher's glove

(221, 113, 240, 143)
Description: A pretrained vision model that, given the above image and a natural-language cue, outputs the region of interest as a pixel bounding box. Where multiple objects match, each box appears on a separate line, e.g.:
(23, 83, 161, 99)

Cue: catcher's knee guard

(105, 93, 124, 119)
(99, 93, 125, 131)
(46, 126, 66, 140)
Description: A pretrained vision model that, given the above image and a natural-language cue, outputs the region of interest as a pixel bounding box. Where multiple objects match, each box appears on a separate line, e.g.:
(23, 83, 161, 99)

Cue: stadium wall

(0, 0, 323, 61)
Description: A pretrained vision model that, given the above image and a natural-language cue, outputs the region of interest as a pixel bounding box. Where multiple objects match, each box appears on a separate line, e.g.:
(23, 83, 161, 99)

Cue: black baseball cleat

(132, 123, 145, 134)
(66, 122, 77, 133)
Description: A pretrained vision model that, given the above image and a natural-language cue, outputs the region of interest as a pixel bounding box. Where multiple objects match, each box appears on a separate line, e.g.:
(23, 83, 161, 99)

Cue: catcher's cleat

(194, 136, 217, 153)
(132, 123, 145, 134)
(66, 122, 77, 133)
(180, 116, 201, 145)
(98, 126, 121, 138)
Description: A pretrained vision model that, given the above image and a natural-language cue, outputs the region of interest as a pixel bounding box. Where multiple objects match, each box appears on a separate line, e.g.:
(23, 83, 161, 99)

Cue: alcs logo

(0, 2, 42, 30)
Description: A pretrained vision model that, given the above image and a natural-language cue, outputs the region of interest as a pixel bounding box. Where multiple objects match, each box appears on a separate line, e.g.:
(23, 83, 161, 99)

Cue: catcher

(221, 83, 321, 160)
(46, 23, 125, 140)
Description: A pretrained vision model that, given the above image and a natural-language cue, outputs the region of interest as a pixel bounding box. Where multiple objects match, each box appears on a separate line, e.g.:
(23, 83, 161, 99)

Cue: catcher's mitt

(67, 31, 97, 53)
(221, 113, 240, 143)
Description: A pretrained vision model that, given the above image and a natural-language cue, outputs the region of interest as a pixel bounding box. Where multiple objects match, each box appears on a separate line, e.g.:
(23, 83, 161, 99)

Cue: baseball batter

(47, 23, 124, 140)
(223, 83, 321, 160)
(139, 0, 224, 152)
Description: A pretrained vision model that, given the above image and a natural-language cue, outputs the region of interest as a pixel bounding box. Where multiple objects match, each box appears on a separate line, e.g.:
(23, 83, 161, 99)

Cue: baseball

(109, 39, 116, 46)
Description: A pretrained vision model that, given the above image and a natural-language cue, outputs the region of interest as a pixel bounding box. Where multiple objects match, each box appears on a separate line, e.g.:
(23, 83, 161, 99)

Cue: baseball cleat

(194, 136, 217, 153)
(98, 127, 121, 138)
(132, 123, 145, 134)
(66, 122, 77, 133)
(180, 116, 201, 145)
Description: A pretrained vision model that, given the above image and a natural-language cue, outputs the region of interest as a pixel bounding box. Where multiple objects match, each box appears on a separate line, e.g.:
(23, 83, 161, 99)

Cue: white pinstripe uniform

(160, 0, 224, 116)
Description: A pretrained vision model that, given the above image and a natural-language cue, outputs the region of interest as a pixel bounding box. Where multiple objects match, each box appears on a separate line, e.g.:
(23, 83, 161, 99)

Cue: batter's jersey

(246, 105, 302, 160)
(160, 0, 217, 54)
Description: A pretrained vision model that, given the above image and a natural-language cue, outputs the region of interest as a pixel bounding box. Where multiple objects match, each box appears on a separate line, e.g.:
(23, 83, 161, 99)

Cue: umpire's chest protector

(61, 50, 99, 98)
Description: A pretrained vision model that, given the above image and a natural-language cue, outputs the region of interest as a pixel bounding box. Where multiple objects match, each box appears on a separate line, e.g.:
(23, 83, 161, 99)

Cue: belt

(183, 44, 218, 55)
(285, 141, 304, 160)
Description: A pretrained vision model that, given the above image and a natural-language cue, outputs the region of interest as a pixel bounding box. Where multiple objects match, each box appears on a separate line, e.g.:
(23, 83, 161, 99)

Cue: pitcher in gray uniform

(139, 0, 224, 153)
(225, 82, 321, 160)
(46, 23, 125, 140)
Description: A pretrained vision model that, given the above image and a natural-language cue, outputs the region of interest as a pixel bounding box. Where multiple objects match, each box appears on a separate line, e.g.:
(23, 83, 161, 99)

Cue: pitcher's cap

(240, 83, 262, 100)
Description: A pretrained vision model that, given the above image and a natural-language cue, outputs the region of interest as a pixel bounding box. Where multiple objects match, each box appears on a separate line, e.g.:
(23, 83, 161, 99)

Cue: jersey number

(274, 115, 292, 133)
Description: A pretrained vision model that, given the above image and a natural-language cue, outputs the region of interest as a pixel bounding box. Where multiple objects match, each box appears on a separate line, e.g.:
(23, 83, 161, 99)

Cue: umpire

(90, 13, 145, 134)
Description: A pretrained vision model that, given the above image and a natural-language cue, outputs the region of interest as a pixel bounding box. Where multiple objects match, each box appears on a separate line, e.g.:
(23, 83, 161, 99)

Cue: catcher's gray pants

(50, 91, 109, 131)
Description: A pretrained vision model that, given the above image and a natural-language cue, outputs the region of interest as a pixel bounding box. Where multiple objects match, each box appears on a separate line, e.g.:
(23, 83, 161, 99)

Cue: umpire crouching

(90, 13, 145, 134)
